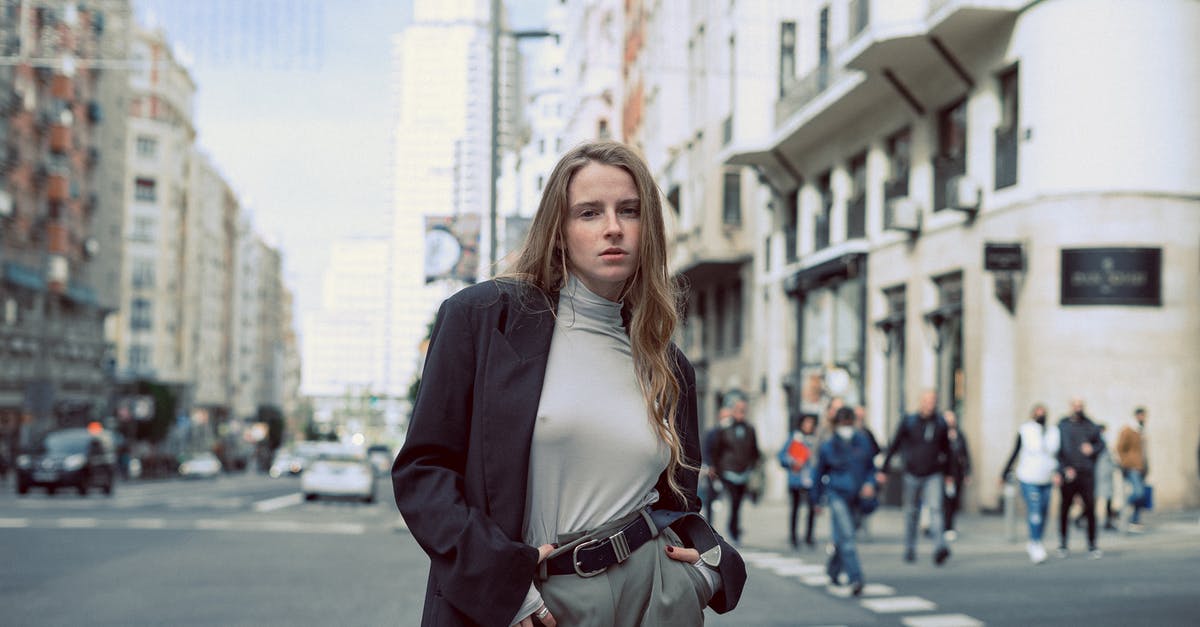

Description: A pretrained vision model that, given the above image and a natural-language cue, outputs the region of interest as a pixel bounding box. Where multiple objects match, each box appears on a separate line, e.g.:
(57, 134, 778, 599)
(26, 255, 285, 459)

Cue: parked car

(300, 453, 376, 503)
(15, 428, 117, 496)
(179, 452, 222, 479)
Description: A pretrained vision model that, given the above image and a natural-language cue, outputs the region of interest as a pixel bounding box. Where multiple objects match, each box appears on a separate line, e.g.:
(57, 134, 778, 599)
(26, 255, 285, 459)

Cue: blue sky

(134, 0, 549, 328)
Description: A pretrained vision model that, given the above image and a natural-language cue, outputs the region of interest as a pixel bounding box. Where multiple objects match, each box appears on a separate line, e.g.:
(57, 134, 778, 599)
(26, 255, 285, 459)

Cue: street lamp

(488, 0, 558, 273)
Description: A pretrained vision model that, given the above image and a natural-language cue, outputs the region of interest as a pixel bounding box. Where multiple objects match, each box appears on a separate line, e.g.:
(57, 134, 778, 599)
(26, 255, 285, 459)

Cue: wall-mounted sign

(1060, 247, 1161, 306)
(984, 242, 1024, 272)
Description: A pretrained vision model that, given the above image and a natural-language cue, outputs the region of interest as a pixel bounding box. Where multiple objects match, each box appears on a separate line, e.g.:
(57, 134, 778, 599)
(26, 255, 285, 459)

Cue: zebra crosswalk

(739, 550, 985, 626)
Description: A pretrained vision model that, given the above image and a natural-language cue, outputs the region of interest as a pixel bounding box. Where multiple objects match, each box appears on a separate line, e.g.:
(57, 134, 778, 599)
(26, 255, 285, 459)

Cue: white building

(387, 0, 518, 402)
(188, 153, 238, 417)
(720, 0, 1200, 508)
(560, 0, 623, 145)
(301, 237, 391, 399)
(116, 26, 197, 385)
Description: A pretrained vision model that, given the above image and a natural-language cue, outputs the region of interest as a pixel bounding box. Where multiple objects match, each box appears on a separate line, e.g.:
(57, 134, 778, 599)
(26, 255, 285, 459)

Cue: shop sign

(984, 242, 1024, 271)
(1060, 247, 1161, 306)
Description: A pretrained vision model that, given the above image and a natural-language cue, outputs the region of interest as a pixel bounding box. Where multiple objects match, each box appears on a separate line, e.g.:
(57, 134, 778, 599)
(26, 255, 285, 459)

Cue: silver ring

(535, 606, 550, 620)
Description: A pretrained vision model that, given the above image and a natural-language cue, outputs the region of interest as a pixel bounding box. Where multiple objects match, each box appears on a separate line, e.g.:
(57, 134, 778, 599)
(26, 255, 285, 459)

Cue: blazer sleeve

(391, 299, 539, 625)
(656, 350, 746, 615)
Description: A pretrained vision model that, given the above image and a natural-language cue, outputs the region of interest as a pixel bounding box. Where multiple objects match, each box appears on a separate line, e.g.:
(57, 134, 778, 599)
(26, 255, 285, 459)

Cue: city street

(3, 474, 1199, 626)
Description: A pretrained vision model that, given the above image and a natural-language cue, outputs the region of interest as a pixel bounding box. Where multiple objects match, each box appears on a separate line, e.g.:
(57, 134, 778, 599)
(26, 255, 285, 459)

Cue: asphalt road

(3, 474, 1199, 626)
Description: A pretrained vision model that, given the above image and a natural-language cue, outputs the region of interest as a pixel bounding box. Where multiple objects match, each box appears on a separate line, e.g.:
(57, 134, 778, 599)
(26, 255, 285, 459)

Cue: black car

(15, 428, 117, 496)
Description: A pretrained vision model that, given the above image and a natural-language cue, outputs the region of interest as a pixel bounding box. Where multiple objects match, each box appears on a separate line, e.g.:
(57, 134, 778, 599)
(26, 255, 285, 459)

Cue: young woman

(778, 413, 819, 549)
(392, 141, 745, 627)
(1001, 403, 1061, 564)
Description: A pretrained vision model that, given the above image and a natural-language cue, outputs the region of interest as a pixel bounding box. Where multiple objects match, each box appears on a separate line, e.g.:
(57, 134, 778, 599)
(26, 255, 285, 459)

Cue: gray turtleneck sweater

(522, 275, 667, 547)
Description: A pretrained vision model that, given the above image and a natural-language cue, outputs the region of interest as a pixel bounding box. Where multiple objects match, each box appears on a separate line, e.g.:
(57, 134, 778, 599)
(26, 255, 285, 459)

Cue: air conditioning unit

(884, 196, 922, 234)
(947, 175, 981, 213)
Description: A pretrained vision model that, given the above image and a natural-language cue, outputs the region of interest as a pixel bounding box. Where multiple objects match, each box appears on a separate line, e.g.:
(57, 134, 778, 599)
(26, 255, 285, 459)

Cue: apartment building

(723, 0, 1199, 507)
(0, 0, 131, 441)
(115, 24, 195, 386)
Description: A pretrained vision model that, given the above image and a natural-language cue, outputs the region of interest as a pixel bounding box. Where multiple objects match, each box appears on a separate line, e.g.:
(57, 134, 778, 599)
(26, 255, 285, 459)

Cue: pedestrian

(942, 409, 971, 542)
(391, 141, 746, 627)
(1056, 397, 1105, 559)
(700, 408, 731, 525)
(1116, 407, 1150, 532)
(1076, 424, 1117, 532)
(813, 407, 879, 596)
(877, 390, 954, 566)
(712, 391, 760, 544)
(1001, 403, 1060, 564)
(778, 412, 819, 550)
(853, 405, 881, 459)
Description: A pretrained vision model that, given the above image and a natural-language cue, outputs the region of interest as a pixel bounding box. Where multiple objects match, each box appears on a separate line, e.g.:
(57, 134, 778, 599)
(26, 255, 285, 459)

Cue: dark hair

(1134, 407, 1146, 415)
(834, 407, 856, 425)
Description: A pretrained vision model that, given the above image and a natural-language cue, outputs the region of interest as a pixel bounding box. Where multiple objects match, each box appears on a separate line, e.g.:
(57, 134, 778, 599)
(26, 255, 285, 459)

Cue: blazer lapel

(480, 292, 556, 537)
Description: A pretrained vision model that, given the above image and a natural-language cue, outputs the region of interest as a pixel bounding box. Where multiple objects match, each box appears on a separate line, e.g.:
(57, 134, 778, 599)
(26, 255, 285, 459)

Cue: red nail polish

(666, 546, 674, 553)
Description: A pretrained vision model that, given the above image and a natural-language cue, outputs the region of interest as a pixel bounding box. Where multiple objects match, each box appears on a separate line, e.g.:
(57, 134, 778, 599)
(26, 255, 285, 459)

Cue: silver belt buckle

(573, 538, 605, 577)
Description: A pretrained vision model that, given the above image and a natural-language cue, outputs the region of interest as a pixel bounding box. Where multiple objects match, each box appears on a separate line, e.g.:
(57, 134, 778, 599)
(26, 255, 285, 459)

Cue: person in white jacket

(1001, 404, 1061, 564)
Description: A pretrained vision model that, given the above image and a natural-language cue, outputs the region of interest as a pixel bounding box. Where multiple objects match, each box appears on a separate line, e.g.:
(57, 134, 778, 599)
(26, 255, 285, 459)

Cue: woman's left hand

(665, 544, 701, 564)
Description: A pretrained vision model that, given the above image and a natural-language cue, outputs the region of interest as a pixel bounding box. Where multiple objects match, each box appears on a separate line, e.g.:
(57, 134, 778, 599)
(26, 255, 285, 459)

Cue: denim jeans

(902, 472, 946, 554)
(1123, 469, 1146, 523)
(1019, 481, 1051, 542)
(826, 494, 863, 584)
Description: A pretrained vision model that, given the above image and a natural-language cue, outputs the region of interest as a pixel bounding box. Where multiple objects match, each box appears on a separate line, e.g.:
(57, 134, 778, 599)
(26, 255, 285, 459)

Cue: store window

(934, 99, 967, 211)
(931, 272, 964, 416)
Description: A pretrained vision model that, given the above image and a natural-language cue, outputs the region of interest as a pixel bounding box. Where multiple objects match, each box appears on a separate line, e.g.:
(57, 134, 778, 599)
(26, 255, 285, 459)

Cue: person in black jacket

(877, 390, 955, 566)
(1056, 398, 1104, 559)
(942, 410, 972, 541)
(713, 391, 760, 543)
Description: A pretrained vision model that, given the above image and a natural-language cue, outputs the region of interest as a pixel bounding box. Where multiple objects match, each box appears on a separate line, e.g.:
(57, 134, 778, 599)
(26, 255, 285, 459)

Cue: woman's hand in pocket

(515, 545, 558, 627)
(664, 544, 701, 563)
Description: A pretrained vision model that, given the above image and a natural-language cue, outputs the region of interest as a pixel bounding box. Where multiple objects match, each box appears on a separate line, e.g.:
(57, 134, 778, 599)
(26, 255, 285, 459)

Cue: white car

(179, 452, 222, 479)
(301, 454, 376, 503)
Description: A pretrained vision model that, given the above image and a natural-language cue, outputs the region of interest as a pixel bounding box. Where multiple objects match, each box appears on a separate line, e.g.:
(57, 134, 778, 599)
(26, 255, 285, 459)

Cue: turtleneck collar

(561, 274, 624, 329)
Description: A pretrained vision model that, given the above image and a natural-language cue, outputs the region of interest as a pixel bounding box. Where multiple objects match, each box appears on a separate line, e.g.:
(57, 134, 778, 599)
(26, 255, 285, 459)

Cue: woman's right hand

(516, 545, 558, 627)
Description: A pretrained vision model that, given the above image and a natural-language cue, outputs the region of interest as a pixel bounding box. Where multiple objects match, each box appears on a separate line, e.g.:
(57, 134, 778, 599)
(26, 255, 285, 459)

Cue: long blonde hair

(506, 141, 690, 502)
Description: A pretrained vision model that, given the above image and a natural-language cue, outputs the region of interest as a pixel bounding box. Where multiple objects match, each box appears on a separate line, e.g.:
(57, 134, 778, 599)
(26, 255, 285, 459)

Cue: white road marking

(126, 518, 167, 529)
(900, 613, 985, 627)
(800, 575, 832, 586)
(57, 518, 99, 528)
(770, 563, 827, 577)
(861, 596, 938, 613)
(0, 518, 30, 528)
(253, 493, 303, 512)
(195, 519, 234, 530)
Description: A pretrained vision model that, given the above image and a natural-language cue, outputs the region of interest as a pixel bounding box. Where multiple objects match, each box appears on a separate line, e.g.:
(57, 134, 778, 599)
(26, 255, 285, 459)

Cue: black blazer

(392, 279, 746, 626)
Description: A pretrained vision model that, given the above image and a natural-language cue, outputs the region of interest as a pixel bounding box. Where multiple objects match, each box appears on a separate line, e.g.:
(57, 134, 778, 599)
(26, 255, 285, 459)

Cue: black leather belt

(544, 511, 656, 577)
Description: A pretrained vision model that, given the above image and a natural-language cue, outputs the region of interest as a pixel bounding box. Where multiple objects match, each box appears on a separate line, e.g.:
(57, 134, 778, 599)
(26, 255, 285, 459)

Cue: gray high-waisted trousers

(537, 524, 710, 626)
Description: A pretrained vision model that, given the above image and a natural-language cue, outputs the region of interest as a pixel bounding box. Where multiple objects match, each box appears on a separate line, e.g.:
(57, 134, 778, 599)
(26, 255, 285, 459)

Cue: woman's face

(564, 162, 642, 301)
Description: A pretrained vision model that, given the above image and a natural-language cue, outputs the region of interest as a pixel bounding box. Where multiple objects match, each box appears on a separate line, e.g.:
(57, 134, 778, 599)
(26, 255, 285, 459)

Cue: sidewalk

(722, 496, 1200, 557)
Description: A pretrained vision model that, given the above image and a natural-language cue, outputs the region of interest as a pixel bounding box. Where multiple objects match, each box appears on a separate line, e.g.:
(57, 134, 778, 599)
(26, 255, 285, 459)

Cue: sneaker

(1031, 542, 1048, 564)
(944, 529, 958, 542)
(933, 546, 951, 566)
(851, 581, 865, 597)
(1089, 548, 1103, 559)
(1056, 546, 1069, 559)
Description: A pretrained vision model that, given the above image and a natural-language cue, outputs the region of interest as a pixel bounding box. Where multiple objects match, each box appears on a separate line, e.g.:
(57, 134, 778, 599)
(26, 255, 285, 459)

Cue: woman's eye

(620, 207, 641, 217)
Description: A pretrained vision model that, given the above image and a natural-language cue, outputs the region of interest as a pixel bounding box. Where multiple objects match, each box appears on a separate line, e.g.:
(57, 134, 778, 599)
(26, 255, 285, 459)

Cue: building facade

(723, 0, 1200, 508)
(1, 0, 132, 445)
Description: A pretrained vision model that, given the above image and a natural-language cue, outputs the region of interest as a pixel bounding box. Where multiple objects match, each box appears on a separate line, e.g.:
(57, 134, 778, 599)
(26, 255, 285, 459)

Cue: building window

(932, 272, 964, 416)
(779, 21, 796, 98)
(729, 283, 743, 352)
(130, 297, 153, 331)
(934, 98, 968, 211)
(131, 258, 155, 288)
(995, 64, 1019, 189)
(134, 177, 156, 202)
(536, 175, 544, 191)
(597, 118, 609, 139)
(783, 189, 799, 263)
(881, 285, 906, 437)
(847, 151, 867, 239)
(132, 217, 155, 241)
(128, 344, 150, 370)
(722, 171, 742, 226)
(815, 172, 832, 251)
(136, 136, 157, 158)
(817, 6, 830, 90)
(885, 127, 911, 199)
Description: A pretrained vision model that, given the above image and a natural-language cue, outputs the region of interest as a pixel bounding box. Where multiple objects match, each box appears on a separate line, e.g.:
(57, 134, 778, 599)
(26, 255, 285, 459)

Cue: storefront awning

(3, 262, 45, 292)
(675, 255, 751, 285)
(785, 252, 867, 295)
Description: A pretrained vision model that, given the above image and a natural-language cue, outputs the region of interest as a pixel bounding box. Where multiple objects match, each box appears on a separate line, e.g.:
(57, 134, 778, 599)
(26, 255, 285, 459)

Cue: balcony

(814, 208, 831, 252)
(775, 62, 849, 128)
(927, 0, 1027, 40)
